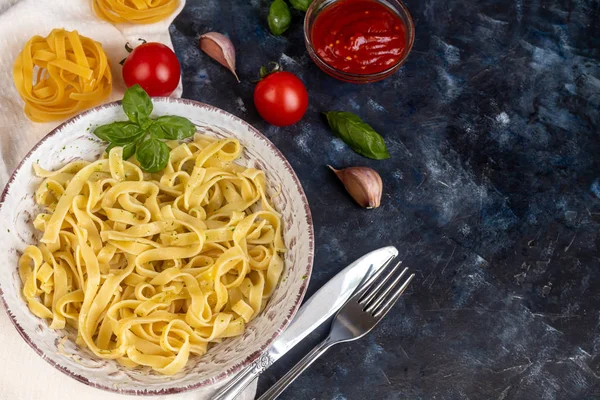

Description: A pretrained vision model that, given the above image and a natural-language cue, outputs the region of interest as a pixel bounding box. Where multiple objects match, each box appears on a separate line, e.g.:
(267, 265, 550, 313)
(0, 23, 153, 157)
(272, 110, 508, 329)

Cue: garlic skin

(199, 32, 240, 82)
(329, 165, 383, 209)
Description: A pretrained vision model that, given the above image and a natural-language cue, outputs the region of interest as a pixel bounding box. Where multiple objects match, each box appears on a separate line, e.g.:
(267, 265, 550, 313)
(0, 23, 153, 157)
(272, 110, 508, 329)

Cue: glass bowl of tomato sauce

(304, 0, 415, 83)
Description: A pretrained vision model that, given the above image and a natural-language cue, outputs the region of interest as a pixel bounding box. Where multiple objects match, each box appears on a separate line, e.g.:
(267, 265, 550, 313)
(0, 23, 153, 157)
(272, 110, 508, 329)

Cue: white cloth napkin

(0, 1, 257, 399)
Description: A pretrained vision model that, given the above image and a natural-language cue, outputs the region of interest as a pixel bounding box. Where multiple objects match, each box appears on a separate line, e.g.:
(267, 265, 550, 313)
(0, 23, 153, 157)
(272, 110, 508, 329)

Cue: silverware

(258, 260, 415, 400)
(212, 246, 399, 400)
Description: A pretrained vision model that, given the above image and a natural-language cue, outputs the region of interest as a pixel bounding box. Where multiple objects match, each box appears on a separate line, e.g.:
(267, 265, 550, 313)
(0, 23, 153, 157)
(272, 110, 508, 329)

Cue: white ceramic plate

(0, 98, 314, 395)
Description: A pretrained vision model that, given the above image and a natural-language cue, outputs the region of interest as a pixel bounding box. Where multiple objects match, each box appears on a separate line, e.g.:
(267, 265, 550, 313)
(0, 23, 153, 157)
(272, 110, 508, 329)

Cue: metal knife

(212, 246, 399, 400)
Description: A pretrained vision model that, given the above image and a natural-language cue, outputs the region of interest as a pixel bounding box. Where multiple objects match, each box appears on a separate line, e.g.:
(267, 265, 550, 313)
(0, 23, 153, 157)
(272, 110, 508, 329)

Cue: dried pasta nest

(13, 28, 112, 122)
(93, 0, 179, 24)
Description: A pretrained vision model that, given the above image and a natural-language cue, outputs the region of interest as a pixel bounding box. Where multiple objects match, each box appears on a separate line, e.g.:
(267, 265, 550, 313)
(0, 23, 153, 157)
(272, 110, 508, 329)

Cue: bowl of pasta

(0, 97, 314, 395)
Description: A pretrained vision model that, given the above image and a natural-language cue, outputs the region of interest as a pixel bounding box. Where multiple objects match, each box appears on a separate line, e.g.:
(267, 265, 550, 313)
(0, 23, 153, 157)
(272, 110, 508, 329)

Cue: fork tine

(373, 273, 415, 318)
(358, 260, 403, 305)
(353, 255, 397, 299)
(364, 267, 408, 313)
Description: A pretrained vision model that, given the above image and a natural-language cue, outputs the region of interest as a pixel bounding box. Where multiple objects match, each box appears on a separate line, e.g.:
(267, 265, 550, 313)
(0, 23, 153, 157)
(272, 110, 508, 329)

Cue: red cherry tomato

(254, 71, 308, 126)
(122, 42, 181, 97)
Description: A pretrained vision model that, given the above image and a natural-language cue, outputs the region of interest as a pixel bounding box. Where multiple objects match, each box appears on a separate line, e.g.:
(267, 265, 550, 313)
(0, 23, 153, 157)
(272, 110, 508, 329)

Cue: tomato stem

(252, 62, 282, 83)
(121, 38, 149, 66)
(124, 38, 148, 54)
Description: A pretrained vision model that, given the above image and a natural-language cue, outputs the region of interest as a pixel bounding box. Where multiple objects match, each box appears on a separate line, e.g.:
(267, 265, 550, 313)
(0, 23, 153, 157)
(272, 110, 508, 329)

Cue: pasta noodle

(93, 0, 179, 24)
(13, 29, 112, 122)
(19, 134, 285, 375)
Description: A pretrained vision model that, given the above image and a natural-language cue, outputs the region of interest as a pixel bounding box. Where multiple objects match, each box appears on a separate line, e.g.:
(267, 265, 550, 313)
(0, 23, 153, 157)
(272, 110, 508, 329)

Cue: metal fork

(258, 260, 415, 400)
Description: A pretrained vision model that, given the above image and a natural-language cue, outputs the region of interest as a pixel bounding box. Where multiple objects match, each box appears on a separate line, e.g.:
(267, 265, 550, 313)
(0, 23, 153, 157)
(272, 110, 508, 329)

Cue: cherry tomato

(254, 71, 308, 126)
(122, 42, 181, 97)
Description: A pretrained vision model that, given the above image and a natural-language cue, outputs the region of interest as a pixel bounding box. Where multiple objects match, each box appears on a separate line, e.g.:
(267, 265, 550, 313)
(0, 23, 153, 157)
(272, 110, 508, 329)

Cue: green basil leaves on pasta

(122, 84, 153, 127)
(151, 116, 196, 140)
(93, 85, 196, 172)
(94, 121, 144, 145)
(136, 136, 170, 173)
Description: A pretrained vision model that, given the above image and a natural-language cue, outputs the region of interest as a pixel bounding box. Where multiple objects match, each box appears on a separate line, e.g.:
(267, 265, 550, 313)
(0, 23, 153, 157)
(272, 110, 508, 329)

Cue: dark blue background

(172, 0, 600, 398)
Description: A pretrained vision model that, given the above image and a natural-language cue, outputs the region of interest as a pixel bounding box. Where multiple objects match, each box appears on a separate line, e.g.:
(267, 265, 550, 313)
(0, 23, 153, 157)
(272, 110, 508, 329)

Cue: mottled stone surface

(172, 0, 600, 398)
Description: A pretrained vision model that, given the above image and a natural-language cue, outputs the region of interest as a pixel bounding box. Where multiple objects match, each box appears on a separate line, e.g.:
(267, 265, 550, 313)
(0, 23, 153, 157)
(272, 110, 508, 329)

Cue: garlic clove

(199, 32, 240, 82)
(329, 165, 383, 209)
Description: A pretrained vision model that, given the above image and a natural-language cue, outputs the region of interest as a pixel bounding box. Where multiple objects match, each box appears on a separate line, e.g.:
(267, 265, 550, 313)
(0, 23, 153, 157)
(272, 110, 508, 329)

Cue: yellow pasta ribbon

(18, 136, 285, 375)
(93, 0, 179, 24)
(13, 29, 112, 122)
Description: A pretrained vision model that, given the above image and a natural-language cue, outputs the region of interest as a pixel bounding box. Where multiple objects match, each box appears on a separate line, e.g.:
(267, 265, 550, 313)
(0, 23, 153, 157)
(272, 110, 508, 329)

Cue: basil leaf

(136, 136, 169, 173)
(268, 0, 291, 36)
(122, 84, 153, 126)
(150, 116, 196, 140)
(105, 142, 137, 160)
(324, 111, 390, 160)
(289, 0, 312, 12)
(93, 121, 144, 145)
(122, 142, 137, 160)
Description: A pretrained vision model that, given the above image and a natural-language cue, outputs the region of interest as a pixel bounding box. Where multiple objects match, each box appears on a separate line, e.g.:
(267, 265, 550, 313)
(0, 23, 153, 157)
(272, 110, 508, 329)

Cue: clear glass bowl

(304, 0, 415, 83)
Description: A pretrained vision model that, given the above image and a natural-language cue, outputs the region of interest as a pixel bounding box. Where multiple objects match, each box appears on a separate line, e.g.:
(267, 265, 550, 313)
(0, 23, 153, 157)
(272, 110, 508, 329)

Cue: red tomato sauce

(311, 0, 407, 75)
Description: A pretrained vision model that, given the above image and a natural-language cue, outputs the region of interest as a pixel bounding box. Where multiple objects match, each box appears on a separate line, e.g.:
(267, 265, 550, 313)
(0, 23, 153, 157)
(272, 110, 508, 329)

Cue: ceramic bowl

(0, 99, 314, 395)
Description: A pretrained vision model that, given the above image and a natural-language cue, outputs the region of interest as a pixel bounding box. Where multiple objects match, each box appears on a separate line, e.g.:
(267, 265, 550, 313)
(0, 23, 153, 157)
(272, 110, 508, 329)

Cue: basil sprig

(93, 85, 195, 173)
(323, 111, 390, 160)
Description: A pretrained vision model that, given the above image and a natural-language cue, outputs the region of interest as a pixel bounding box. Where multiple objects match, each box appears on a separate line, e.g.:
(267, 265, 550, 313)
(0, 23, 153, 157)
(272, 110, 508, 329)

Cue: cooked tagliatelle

(13, 29, 112, 122)
(19, 135, 285, 375)
(93, 0, 179, 24)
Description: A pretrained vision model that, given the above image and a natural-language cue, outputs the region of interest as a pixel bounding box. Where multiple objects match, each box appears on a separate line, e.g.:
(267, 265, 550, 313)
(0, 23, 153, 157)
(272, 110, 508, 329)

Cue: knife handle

(258, 337, 334, 400)
(212, 352, 275, 400)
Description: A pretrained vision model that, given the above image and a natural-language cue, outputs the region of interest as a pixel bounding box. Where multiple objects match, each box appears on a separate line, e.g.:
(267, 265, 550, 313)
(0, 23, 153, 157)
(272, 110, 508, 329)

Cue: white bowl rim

(0, 97, 314, 395)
